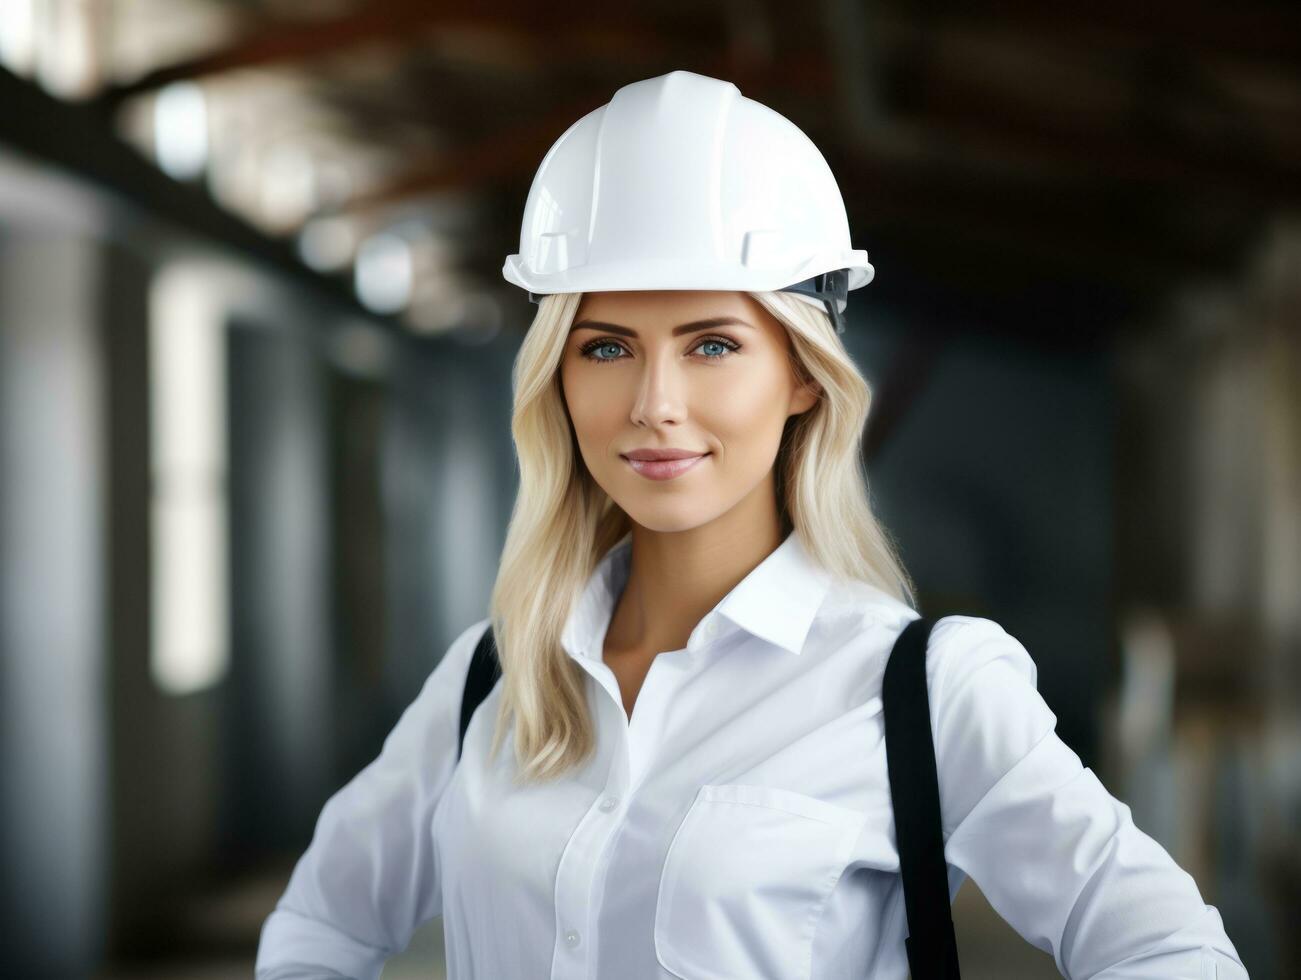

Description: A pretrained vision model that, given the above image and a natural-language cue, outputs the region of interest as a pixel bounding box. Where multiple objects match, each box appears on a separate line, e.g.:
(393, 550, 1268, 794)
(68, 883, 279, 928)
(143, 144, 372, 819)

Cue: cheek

(561, 370, 615, 442)
(705, 373, 789, 439)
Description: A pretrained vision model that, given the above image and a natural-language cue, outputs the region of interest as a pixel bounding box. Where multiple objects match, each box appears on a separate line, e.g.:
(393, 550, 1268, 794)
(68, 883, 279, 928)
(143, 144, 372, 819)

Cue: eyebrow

(568, 316, 754, 338)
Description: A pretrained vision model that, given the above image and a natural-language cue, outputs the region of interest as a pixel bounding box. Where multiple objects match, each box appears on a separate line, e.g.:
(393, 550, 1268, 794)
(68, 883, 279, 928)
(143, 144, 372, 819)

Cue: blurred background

(1, 1, 1298, 977)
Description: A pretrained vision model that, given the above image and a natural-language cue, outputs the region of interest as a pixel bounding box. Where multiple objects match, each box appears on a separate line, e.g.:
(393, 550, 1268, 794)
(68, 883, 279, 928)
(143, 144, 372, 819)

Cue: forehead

(574, 290, 784, 339)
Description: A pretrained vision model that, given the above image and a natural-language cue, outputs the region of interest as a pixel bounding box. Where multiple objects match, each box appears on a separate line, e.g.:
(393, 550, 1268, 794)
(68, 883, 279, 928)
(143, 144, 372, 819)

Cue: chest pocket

(654, 782, 868, 980)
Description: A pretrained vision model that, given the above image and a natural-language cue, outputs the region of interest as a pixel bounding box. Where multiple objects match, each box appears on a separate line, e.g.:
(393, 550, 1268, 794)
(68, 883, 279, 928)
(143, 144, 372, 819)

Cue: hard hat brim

(502, 252, 874, 298)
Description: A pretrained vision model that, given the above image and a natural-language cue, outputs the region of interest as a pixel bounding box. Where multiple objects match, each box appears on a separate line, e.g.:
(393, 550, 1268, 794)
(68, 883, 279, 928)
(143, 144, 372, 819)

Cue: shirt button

(565, 929, 580, 947)
(706, 620, 719, 637)
(599, 795, 619, 811)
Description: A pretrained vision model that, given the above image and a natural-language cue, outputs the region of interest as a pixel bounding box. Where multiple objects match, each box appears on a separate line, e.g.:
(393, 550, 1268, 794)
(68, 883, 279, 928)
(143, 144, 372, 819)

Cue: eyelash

(577, 335, 741, 365)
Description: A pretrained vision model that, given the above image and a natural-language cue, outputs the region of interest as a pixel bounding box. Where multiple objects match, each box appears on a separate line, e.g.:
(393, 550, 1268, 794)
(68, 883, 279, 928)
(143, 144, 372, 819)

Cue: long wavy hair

(484, 288, 916, 784)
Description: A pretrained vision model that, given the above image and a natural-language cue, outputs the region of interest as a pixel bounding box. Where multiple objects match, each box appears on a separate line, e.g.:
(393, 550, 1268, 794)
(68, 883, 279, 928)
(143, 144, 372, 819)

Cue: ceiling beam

(98, 0, 726, 106)
(927, 0, 1301, 70)
(0, 67, 409, 338)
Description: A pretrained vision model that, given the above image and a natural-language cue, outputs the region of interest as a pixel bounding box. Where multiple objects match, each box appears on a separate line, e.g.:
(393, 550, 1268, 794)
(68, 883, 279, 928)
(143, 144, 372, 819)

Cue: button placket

(551, 777, 629, 978)
(552, 812, 600, 977)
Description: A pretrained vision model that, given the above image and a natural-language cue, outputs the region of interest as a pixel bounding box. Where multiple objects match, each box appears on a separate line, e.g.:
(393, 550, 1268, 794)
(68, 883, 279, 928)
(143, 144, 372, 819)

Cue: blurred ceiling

(1, 0, 1298, 339)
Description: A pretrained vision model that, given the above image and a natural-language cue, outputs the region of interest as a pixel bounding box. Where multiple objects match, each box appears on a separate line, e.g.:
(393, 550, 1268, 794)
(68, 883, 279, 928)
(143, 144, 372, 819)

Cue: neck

(605, 477, 785, 658)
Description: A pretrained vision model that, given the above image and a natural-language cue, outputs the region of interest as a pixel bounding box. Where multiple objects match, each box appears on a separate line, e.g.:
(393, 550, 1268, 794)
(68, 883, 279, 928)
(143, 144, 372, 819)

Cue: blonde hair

(484, 289, 916, 784)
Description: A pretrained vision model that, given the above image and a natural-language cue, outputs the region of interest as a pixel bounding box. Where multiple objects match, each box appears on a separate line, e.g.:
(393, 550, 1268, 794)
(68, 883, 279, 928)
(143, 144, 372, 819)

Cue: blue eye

(586, 342, 624, 362)
(578, 335, 740, 364)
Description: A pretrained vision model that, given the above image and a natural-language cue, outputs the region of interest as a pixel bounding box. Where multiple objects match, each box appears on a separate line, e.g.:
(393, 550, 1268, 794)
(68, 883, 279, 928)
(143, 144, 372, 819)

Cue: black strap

(884, 615, 962, 979)
(454, 614, 962, 978)
(457, 624, 502, 762)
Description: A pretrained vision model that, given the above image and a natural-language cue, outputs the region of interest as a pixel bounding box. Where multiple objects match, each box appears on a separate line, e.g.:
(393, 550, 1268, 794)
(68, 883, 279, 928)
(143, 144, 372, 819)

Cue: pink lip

(622, 452, 710, 481)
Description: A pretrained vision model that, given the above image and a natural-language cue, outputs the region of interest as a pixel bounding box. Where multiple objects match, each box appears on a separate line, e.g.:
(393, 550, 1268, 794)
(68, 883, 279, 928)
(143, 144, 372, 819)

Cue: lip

(621, 452, 710, 481)
(622, 448, 707, 460)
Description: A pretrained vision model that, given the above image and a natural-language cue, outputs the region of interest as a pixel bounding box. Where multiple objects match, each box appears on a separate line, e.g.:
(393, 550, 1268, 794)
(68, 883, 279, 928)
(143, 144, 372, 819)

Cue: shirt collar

(561, 529, 834, 662)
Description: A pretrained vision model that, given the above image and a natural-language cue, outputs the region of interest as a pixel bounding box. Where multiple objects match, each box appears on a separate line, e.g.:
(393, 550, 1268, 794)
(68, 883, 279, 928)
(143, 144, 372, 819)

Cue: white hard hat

(501, 70, 874, 334)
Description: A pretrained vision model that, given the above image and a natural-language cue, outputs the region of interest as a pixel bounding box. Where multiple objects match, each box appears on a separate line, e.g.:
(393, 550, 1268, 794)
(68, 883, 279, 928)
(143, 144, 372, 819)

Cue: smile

(621, 453, 710, 481)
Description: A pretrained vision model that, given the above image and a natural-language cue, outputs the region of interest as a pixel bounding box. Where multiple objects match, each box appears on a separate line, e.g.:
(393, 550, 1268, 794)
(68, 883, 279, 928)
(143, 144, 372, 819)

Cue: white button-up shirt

(256, 529, 1248, 980)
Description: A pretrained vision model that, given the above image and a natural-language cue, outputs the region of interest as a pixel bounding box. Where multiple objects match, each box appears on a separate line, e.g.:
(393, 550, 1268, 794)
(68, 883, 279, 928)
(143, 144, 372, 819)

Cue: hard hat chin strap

(526, 268, 850, 335)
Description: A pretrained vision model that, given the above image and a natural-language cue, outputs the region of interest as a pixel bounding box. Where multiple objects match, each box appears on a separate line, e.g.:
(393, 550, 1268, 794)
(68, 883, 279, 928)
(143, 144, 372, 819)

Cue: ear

(788, 378, 821, 417)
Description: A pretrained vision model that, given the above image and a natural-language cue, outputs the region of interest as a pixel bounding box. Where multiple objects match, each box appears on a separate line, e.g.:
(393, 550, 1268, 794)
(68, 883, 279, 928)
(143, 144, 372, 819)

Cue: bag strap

(457, 624, 502, 762)
(883, 615, 963, 978)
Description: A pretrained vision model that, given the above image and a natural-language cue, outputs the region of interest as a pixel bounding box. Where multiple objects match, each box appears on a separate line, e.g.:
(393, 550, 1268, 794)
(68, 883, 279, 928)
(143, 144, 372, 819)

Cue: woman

(257, 71, 1248, 979)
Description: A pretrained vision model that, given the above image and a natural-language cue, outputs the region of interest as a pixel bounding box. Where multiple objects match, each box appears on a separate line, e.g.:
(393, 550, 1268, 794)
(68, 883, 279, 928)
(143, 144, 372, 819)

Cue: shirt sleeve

(254, 616, 490, 980)
(927, 615, 1249, 980)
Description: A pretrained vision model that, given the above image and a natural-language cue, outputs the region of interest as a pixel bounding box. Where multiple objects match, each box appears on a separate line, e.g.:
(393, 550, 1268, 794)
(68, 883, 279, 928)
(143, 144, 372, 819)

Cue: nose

(628, 352, 689, 428)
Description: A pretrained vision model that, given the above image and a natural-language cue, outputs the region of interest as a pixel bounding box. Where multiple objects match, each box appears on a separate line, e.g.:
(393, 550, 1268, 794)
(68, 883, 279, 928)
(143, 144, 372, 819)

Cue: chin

(613, 500, 727, 535)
